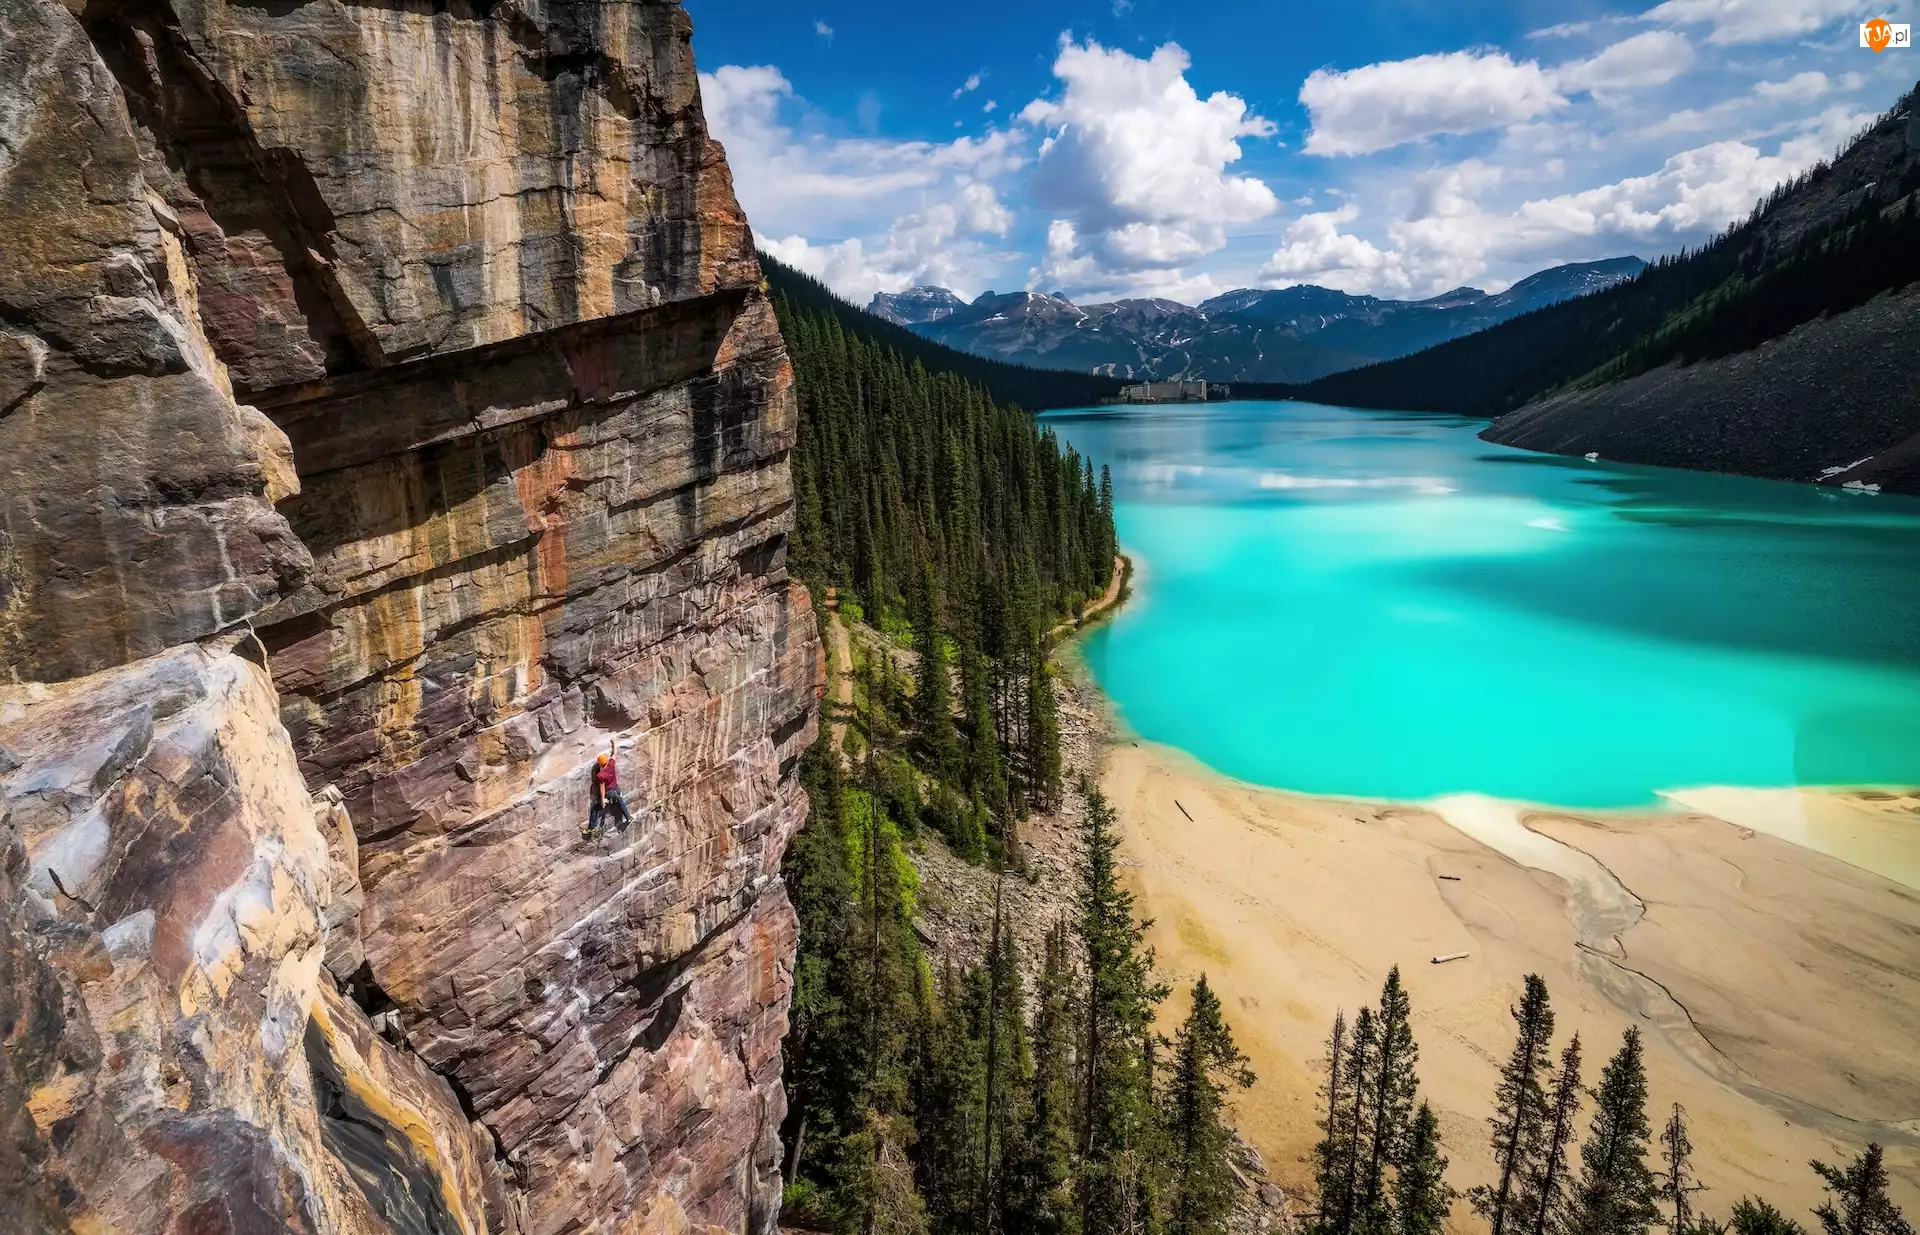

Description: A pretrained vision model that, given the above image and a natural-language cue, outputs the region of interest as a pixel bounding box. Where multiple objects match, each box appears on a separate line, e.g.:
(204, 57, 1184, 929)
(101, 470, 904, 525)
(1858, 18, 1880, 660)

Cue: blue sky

(684, 0, 1917, 305)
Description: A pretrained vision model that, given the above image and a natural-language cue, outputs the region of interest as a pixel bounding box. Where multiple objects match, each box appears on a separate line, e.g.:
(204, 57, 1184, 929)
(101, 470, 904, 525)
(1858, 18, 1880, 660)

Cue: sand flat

(1103, 741, 1920, 1216)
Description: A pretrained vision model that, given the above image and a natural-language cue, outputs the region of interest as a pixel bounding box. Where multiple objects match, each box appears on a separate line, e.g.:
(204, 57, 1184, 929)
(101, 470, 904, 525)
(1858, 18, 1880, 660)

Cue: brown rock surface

(1, 1, 816, 1232)
(0, 638, 498, 1235)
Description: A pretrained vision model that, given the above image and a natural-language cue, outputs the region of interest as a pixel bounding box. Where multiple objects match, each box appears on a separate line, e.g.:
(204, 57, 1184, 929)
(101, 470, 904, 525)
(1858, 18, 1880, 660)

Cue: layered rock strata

(0, 3, 817, 1233)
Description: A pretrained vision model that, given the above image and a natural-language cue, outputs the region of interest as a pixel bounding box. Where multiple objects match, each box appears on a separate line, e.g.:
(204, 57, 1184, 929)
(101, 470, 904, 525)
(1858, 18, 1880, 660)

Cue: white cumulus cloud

(1262, 109, 1868, 295)
(1300, 51, 1566, 156)
(1259, 203, 1404, 293)
(1302, 33, 1698, 158)
(759, 183, 1014, 302)
(1756, 70, 1832, 101)
(1641, 70, 1830, 137)
(702, 64, 1024, 302)
(1021, 38, 1278, 288)
(1638, 0, 1871, 44)
(1552, 31, 1696, 95)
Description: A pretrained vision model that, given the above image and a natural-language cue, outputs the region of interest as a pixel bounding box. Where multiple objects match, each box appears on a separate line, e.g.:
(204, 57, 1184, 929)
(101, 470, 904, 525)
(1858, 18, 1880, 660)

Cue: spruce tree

(914, 961, 983, 1232)
(851, 1109, 933, 1235)
(1657, 1105, 1707, 1235)
(1098, 465, 1116, 575)
(781, 738, 856, 1193)
(1329, 1007, 1381, 1235)
(1395, 1103, 1456, 1235)
(1473, 975, 1558, 1235)
(1164, 975, 1257, 1235)
(961, 648, 1010, 827)
(1356, 967, 1422, 1235)
(914, 562, 957, 774)
(975, 878, 1031, 1234)
(1560, 1028, 1660, 1235)
(1075, 782, 1170, 1235)
(1729, 1199, 1806, 1235)
(1313, 1010, 1353, 1235)
(1521, 1035, 1585, 1235)
(1002, 921, 1078, 1235)
(1811, 1146, 1913, 1235)
(1024, 644, 1063, 811)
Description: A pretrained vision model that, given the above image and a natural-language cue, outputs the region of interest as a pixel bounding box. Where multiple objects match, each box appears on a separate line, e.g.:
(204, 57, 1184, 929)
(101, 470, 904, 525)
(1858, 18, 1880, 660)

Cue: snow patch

(1818, 455, 1876, 479)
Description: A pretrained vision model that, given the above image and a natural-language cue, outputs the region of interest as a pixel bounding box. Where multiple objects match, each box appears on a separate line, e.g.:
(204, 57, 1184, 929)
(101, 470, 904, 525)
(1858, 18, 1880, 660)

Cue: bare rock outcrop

(1480, 284, 1920, 495)
(1, 2, 817, 1233)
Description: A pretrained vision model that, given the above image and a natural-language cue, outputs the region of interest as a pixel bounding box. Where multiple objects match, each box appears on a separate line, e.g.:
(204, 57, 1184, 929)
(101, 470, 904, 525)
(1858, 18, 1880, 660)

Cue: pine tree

(849, 1110, 933, 1235)
(1811, 1146, 1913, 1235)
(975, 876, 1031, 1235)
(1164, 975, 1257, 1235)
(1473, 975, 1558, 1235)
(914, 562, 957, 775)
(1657, 1105, 1707, 1235)
(1560, 1028, 1660, 1235)
(1312, 1011, 1353, 1235)
(915, 961, 984, 1232)
(1394, 1103, 1456, 1235)
(961, 648, 1010, 828)
(1729, 1199, 1806, 1235)
(1075, 782, 1170, 1235)
(1002, 921, 1078, 1235)
(1355, 968, 1421, 1235)
(782, 738, 856, 1195)
(1098, 465, 1116, 576)
(1521, 1035, 1585, 1235)
(1311, 1004, 1381, 1235)
(1024, 646, 1063, 811)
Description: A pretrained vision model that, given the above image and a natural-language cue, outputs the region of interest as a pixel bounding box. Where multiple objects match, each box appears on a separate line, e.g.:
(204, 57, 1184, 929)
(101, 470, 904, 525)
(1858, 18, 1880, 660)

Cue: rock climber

(586, 749, 633, 837)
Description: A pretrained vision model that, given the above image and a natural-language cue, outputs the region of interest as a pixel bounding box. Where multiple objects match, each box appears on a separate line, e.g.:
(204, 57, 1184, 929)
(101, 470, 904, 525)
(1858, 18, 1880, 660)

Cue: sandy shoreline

(1093, 730, 1920, 1216)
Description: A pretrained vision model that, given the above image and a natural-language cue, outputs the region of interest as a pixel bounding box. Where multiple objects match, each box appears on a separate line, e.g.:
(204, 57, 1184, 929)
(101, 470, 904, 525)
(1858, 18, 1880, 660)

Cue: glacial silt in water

(1043, 401, 1920, 809)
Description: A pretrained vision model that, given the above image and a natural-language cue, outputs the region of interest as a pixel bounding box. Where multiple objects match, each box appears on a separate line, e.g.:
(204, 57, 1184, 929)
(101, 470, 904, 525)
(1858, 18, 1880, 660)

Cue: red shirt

(594, 762, 619, 792)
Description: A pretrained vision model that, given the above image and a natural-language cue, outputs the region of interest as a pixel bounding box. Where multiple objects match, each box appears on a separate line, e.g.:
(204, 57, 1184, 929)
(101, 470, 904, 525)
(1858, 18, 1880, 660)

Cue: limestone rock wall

(0, 2, 817, 1233)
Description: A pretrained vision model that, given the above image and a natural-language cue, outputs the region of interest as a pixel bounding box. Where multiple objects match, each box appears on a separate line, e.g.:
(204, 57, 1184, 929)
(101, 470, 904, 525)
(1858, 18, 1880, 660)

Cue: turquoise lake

(1042, 401, 1920, 809)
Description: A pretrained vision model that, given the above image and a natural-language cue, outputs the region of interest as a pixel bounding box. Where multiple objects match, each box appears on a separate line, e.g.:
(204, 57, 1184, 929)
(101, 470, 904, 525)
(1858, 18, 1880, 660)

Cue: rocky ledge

(1, 3, 817, 1233)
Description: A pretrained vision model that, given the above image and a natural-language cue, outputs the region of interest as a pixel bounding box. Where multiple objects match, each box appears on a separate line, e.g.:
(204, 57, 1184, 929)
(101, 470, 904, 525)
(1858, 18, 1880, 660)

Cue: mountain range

(1300, 81, 1920, 494)
(869, 258, 1648, 384)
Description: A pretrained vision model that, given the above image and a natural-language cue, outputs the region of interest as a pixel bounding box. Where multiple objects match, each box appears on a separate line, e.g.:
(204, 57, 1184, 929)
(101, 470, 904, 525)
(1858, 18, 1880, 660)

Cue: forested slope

(768, 247, 1269, 1235)
(1287, 84, 1920, 428)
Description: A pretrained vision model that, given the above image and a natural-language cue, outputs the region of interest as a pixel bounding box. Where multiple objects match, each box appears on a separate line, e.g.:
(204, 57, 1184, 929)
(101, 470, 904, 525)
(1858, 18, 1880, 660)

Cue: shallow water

(1043, 401, 1920, 809)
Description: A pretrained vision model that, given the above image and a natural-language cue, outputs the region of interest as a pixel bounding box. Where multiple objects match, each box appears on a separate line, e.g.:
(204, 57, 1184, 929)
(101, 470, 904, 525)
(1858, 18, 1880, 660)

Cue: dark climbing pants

(590, 789, 632, 833)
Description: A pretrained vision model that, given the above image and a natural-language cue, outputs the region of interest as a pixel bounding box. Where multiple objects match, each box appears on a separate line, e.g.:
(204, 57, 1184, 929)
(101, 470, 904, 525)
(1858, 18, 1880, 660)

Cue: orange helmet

(596, 753, 609, 765)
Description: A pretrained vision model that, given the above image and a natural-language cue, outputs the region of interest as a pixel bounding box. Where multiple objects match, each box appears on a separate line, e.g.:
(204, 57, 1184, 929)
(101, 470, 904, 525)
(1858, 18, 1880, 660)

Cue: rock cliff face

(0, 4, 818, 1234)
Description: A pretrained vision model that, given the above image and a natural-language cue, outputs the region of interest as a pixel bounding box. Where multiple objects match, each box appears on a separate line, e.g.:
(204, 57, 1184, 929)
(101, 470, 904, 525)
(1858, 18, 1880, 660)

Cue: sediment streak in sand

(1104, 743, 1920, 1213)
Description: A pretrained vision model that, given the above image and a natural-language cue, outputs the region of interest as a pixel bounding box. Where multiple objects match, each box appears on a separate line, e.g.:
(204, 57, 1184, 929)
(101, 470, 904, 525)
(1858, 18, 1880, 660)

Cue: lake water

(1042, 401, 1920, 809)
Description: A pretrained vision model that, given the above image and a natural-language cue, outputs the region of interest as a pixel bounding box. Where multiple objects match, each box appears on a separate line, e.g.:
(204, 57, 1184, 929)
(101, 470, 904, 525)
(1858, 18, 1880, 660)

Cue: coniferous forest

(1305, 972, 1910, 1235)
(769, 260, 1262, 1235)
(774, 257, 1117, 829)
(760, 267, 1912, 1235)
